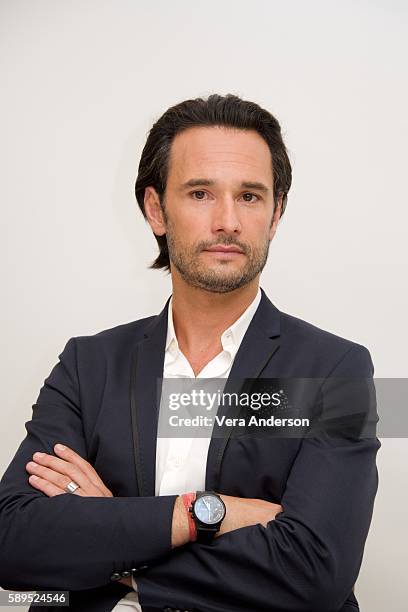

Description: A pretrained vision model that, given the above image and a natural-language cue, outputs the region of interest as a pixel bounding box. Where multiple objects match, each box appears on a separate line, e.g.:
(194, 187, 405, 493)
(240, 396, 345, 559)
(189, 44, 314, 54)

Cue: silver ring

(65, 480, 80, 494)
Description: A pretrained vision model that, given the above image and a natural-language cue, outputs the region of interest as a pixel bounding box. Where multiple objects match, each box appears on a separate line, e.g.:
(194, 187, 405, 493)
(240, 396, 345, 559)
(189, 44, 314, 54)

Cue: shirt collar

(165, 287, 262, 354)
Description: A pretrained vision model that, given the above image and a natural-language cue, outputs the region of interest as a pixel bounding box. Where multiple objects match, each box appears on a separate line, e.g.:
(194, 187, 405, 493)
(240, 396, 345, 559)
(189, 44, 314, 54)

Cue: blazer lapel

(130, 298, 170, 497)
(205, 288, 281, 491)
(130, 288, 281, 497)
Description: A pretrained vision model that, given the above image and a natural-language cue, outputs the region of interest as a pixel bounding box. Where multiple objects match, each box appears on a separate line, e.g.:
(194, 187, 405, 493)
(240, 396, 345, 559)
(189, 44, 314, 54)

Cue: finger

(53, 444, 112, 496)
(26, 461, 94, 497)
(28, 474, 71, 497)
(30, 452, 99, 496)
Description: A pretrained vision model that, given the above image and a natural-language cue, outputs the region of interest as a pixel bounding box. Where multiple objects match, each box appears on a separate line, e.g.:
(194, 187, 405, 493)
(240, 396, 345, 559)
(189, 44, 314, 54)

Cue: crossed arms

(0, 337, 380, 611)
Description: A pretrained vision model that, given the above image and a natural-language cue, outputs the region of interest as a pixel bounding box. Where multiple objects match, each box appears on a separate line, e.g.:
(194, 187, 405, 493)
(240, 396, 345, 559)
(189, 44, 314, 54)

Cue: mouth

(204, 245, 244, 255)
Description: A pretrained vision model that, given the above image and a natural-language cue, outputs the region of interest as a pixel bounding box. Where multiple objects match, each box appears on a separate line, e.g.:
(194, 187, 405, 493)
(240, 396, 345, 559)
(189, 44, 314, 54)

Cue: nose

(210, 195, 242, 235)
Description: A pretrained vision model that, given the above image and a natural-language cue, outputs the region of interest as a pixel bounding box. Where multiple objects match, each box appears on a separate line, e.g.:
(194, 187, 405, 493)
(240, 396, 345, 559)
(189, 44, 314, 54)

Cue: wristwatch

(189, 490, 226, 544)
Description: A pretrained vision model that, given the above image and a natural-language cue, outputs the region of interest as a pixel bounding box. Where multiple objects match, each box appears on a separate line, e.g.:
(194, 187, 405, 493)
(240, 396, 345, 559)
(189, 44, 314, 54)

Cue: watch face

(194, 494, 225, 525)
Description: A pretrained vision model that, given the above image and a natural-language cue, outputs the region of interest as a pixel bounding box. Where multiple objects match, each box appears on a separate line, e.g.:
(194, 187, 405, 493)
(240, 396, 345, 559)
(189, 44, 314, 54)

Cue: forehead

(166, 126, 273, 186)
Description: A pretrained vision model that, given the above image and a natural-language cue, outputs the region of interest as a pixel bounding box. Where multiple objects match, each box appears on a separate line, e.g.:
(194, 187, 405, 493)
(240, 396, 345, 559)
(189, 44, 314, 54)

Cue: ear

(144, 187, 166, 236)
(269, 194, 283, 241)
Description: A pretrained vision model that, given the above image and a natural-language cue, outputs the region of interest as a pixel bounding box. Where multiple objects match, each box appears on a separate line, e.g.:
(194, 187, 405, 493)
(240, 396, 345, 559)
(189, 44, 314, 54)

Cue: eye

(241, 192, 259, 203)
(191, 190, 207, 200)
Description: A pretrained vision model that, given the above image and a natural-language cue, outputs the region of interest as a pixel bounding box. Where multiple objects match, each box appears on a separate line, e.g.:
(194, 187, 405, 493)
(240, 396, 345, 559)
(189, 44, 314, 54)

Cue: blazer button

(121, 570, 131, 577)
(110, 572, 121, 581)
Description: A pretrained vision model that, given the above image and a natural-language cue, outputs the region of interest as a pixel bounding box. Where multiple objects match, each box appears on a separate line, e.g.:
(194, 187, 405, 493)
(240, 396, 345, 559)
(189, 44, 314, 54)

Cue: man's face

(146, 126, 281, 293)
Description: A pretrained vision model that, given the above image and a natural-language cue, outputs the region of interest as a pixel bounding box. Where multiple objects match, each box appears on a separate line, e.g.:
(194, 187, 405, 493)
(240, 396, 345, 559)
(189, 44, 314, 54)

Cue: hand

(216, 495, 283, 536)
(25, 443, 113, 498)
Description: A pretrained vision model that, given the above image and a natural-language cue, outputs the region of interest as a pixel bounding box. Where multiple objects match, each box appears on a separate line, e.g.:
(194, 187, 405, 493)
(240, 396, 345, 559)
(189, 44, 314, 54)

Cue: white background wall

(1, 1, 407, 610)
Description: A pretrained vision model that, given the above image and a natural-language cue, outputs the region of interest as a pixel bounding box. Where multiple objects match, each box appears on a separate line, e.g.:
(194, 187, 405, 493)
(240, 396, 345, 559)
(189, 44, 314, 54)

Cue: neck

(170, 270, 260, 355)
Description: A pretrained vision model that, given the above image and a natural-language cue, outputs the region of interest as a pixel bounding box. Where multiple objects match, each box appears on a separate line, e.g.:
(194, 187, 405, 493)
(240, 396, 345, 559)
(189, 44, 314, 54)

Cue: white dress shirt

(113, 288, 262, 611)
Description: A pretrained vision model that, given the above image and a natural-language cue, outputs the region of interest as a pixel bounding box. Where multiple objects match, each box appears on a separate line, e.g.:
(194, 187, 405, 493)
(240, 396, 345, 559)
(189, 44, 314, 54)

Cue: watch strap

(196, 525, 219, 544)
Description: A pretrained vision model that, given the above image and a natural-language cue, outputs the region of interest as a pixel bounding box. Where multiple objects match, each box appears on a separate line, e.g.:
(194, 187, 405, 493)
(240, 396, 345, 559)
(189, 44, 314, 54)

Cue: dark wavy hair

(135, 93, 292, 271)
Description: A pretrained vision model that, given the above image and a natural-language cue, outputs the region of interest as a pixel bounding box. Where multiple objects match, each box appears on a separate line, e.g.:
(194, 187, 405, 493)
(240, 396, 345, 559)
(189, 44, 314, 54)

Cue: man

(0, 94, 380, 612)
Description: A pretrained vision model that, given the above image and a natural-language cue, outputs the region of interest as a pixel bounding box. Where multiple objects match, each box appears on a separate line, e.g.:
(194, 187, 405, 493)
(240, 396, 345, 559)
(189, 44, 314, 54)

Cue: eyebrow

(180, 178, 270, 193)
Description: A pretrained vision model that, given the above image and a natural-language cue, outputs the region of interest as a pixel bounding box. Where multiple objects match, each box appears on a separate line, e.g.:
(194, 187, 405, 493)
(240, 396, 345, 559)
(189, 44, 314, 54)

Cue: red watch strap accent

(181, 492, 197, 542)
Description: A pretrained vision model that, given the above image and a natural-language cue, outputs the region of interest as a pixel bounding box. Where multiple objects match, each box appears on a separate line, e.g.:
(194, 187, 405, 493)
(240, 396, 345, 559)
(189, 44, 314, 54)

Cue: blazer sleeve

(0, 337, 178, 592)
(133, 345, 381, 612)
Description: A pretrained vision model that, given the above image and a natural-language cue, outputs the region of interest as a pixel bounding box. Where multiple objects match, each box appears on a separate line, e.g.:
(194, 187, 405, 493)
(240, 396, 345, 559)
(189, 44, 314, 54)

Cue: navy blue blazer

(0, 288, 380, 611)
